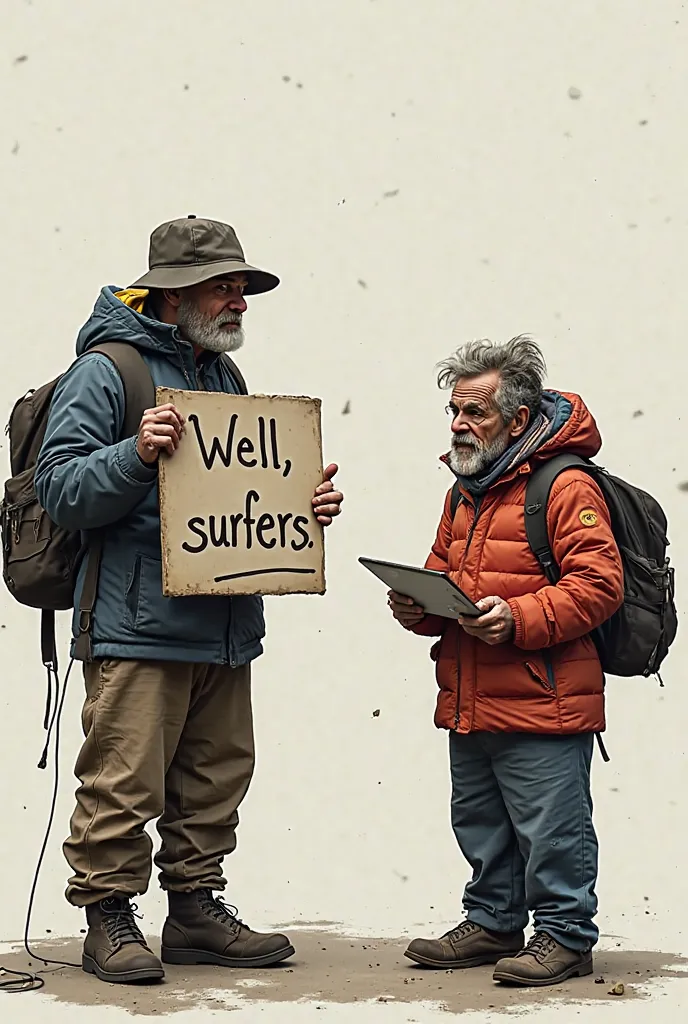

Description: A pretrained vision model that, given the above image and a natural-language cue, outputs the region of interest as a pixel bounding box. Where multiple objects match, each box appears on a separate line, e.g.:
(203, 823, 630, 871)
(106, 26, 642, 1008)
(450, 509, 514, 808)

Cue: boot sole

(82, 954, 165, 984)
(160, 943, 296, 969)
(404, 947, 524, 970)
(493, 958, 594, 987)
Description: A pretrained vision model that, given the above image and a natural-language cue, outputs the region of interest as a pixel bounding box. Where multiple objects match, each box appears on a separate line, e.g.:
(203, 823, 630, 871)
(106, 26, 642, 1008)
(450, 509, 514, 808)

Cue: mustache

(215, 310, 243, 326)
(452, 433, 481, 450)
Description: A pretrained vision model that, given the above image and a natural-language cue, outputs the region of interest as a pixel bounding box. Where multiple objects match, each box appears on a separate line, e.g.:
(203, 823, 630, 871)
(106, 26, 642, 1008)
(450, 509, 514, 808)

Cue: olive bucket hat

(130, 215, 280, 295)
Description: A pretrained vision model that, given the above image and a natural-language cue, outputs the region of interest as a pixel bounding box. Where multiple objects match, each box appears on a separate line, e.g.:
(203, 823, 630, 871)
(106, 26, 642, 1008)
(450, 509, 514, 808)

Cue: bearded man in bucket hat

(35, 217, 344, 985)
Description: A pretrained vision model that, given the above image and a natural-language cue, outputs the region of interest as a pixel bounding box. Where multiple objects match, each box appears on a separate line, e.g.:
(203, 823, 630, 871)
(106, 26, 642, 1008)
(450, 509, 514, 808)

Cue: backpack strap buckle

(73, 613, 93, 662)
(73, 536, 103, 663)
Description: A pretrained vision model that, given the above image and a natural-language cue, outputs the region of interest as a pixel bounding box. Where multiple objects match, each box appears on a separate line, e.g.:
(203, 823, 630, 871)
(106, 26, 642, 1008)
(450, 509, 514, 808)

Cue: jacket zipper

(177, 344, 236, 664)
(461, 497, 484, 570)
(543, 651, 556, 690)
(455, 496, 484, 729)
(173, 333, 195, 389)
(196, 360, 235, 664)
(193, 357, 234, 663)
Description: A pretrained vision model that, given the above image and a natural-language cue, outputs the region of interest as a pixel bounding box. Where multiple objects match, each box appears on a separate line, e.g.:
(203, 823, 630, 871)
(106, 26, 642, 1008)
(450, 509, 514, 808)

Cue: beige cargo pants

(64, 658, 254, 907)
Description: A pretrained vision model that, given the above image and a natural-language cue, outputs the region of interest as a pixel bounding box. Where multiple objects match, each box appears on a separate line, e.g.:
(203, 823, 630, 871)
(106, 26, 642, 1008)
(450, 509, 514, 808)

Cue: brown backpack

(1, 343, 155, 674)
(1, 345, 249, 674)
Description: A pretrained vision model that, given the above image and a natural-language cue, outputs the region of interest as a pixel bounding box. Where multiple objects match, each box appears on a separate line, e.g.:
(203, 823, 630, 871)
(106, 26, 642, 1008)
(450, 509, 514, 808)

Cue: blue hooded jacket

(34, 286, 265, 666)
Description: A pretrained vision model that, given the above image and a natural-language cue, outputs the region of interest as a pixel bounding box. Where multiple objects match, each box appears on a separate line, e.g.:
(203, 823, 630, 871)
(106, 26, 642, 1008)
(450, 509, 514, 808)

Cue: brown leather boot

(82, 896, 164, 984)
(405, 920, 525, 969)
(493, 931, 593, 986)
(161, 890, 295, 968)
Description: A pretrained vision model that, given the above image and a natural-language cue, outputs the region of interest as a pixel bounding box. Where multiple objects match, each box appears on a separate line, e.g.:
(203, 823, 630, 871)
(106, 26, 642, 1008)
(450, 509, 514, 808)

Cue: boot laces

(520, 931, 557, 961)
(198, 891, 246, 933)
(445, 920, 480, 945)
(101, 898, 146, 947)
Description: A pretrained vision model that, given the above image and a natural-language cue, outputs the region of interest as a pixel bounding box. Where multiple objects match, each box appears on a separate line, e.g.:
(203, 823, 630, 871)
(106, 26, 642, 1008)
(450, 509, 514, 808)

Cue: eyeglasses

(445, 404, 488, 425)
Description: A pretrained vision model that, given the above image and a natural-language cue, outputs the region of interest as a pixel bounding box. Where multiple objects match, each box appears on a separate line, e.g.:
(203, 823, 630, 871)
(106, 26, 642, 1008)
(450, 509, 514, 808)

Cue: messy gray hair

(437, 334, 547, 423)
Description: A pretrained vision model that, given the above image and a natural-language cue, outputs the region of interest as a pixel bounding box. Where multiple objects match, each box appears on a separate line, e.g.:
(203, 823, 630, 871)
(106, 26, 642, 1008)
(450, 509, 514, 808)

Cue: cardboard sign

(157, 388, 325, 597)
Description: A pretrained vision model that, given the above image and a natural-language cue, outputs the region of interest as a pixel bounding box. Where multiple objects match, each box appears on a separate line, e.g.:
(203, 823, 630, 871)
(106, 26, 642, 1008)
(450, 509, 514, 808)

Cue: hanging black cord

(24, 657, 81, 970)
(38, 663, 60, 771)
(1, 658, 81, 994)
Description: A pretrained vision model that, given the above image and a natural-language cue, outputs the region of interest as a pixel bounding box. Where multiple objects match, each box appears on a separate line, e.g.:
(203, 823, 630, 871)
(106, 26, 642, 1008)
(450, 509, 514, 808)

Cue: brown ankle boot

(493, 931, 593, 986)
(405, 920, 525, 969)
(161, 890, 295, 968)
(82, 896, 164, 984)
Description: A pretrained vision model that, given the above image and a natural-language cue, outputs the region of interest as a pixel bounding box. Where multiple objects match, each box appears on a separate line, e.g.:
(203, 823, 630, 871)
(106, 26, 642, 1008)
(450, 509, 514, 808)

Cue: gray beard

(177, 299, 245, 353)
(447, 429, 511, 477)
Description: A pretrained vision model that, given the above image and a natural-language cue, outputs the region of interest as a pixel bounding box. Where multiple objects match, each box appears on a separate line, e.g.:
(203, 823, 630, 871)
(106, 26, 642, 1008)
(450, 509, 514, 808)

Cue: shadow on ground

(2, 929, 687, 1016)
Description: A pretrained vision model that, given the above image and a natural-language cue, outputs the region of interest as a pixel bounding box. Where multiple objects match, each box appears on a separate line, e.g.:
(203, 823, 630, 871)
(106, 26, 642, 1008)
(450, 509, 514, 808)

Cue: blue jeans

(449, 731, 598, 952)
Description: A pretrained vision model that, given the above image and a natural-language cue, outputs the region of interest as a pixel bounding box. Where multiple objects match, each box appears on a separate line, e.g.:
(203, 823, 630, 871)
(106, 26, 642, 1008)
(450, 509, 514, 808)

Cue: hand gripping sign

(157, 388, 325, 597)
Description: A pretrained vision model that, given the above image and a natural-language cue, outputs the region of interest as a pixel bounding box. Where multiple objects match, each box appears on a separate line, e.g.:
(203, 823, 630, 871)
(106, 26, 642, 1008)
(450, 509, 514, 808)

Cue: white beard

(177, 299, 245, 353)
(447, 429, 511, 477)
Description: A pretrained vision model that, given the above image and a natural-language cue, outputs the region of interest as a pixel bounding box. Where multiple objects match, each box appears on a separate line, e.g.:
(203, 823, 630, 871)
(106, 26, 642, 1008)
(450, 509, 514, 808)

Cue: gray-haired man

(388, 336, 623, 987)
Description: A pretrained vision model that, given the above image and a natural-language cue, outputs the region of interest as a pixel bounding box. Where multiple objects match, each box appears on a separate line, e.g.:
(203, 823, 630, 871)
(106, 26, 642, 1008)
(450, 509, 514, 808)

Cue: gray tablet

(358, 557, 482, 619)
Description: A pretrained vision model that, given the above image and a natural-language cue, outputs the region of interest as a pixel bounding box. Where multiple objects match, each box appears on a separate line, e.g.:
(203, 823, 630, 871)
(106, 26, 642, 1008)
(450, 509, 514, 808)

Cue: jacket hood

(532, 390, 601, 462)
(442, 390, 602, 496)
(76, 286, 182, 358)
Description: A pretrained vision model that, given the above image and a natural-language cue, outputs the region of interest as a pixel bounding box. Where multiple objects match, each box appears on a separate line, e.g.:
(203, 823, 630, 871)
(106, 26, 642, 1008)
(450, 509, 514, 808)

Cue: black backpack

(450, 454, 677, 683)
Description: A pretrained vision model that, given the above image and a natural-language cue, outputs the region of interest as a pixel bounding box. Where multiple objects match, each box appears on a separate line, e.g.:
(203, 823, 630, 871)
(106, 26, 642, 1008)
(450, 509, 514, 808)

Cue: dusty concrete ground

(1, 930, 687, 1016)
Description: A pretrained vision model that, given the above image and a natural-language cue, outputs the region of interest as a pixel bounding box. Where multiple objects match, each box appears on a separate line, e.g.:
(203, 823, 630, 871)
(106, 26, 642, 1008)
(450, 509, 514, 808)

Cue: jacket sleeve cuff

(115, 436, 159, 484)
(507, 598, 526, 647)
(409, 614, 445, 637)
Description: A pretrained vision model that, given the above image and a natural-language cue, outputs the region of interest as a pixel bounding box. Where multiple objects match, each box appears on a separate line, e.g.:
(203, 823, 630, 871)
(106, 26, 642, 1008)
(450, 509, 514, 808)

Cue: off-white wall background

(2, 0, 688, 1019)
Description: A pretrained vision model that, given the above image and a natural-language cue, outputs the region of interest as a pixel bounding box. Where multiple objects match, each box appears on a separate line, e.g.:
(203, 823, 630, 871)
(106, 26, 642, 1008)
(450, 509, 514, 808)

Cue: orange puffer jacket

(411, 392, 624, 735)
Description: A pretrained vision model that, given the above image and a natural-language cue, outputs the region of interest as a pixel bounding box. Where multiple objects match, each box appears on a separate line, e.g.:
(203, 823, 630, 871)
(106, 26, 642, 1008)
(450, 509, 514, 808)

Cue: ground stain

(2, 931, 687, 1016)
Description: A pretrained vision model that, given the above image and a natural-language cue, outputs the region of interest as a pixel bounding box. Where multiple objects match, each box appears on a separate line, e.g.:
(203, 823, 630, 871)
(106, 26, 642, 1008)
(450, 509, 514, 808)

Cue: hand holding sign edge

(312, 463, 344, 526)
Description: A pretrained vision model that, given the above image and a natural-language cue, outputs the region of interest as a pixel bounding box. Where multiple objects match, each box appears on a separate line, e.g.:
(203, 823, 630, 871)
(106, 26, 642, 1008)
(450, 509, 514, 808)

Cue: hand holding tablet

(387, 590, 426, 627)
(358, 557, 482, 619)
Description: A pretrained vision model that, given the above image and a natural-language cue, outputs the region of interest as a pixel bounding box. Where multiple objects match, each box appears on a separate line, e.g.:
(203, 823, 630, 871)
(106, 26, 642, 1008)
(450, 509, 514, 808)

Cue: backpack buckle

(74, 615, 93, 662)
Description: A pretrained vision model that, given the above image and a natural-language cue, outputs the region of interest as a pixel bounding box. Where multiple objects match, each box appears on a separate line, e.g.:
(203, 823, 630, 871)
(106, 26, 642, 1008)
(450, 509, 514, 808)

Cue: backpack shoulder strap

(73, 342, 154, 662)
(450, 481, 463, 520)
(524, 453, 589, 585)
(88, 342, 156, 436)
(221, 353, 248, 395)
